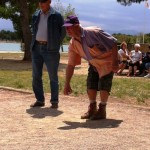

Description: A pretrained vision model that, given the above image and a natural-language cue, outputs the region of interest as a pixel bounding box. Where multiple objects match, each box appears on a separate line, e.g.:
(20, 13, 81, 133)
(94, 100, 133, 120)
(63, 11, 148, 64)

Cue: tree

(0, 0, 75, 60)
(117, 0, 146, 6)
(0, 0, 38, 60)
(53, 0, 76, 44)
(53, 0, 76, 19)
(0, 30, 19, 41)
(112, 32, 150, 44)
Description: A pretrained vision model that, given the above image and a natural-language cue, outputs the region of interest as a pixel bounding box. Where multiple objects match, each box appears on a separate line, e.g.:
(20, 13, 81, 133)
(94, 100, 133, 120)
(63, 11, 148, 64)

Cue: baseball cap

(39, 0, 48, 3)
(63, 15, 80, 27)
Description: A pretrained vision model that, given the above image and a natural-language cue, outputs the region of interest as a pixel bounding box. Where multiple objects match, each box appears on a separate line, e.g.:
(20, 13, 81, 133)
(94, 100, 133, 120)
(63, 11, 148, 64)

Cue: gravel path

(0, 89, 150, 150)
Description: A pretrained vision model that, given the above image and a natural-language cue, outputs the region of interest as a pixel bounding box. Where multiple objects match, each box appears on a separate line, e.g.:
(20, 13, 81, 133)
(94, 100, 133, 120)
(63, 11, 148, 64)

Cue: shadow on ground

(58, 119, 123, 130)
(0, 59, 32, 71)
(26, 107, 63, 119)
(0, 59, 68, 71)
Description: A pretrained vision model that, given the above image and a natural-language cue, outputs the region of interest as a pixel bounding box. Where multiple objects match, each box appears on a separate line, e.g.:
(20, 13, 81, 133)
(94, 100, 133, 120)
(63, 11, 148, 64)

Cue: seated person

(139, 46, 150, 77)
(144, 49, 150, 78)
(117, 41, 129, 75)
(139, 52, 147, 76)
(127, 43, 142, 77)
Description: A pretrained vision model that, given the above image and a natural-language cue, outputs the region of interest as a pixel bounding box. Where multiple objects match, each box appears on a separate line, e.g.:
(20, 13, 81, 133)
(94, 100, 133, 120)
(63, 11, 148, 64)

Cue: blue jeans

(145, 63, 150, 70)
(31, 43, 60, 104)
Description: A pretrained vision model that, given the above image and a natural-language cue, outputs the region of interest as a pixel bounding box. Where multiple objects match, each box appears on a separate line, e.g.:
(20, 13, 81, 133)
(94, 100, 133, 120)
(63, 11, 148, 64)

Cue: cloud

(60, 0, 150, 34)
(0, 0, 149, 34)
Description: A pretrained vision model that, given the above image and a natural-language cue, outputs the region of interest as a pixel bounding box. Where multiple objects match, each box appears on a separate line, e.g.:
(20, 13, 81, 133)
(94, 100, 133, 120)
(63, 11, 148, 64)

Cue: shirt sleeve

(118, 49, 123, 55)
(68, 40, 81, 66)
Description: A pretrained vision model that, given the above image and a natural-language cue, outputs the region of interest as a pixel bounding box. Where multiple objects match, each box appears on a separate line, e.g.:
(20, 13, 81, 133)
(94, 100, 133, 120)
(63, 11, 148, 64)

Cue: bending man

(63, 16, 118, 120)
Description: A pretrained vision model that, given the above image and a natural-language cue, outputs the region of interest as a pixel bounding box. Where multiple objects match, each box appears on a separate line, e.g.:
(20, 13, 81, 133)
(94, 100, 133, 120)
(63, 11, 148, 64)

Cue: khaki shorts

(87, 65, 114, 92)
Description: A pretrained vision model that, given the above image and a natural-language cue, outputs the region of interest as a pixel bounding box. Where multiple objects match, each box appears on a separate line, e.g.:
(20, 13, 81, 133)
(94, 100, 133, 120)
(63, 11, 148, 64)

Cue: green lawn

(0, 52, 149, 104)
(0, 70, 149, 103)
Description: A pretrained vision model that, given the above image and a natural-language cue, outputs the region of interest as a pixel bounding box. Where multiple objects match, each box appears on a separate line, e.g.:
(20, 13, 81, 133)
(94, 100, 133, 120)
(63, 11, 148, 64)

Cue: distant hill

(107, 29, 140, 35)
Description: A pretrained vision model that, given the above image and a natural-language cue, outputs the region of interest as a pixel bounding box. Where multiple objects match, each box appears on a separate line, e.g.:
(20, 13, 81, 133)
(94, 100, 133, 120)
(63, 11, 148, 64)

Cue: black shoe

(50, 103, 58, 109)
(30, 101, 45, 107)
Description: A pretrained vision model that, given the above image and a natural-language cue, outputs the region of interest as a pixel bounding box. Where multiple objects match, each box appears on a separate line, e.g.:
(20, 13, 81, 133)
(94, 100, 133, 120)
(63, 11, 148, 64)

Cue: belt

(36, 40, 48, 45)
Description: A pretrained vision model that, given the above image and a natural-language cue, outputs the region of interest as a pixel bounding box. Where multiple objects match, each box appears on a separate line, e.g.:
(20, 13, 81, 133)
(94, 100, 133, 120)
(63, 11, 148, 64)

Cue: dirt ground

(0, 55, 150, 149)
(0, 88, 150, 150)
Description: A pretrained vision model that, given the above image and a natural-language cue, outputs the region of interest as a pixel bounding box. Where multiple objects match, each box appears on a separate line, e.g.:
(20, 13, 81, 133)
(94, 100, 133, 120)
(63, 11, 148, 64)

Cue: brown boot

(90, 103, 106, 120)
(81, 102, 97, 119)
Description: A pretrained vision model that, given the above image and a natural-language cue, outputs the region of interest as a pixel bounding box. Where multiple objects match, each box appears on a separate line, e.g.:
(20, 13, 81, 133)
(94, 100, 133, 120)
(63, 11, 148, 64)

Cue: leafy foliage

(0, 0, 75, 60)
(117, 0, 146, 6)
(0, 30, 20, 41)
(112, 33, 150, 44)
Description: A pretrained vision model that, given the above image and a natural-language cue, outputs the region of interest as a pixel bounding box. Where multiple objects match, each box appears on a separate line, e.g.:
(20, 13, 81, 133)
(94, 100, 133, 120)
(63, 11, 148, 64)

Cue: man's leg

(127, 65, 132, 76)
(81, 65, 98, 119)
(91, 72, 113, 120)
(87, 89, 97, 103)
(117, 62, 125, 75)
(43, 51, 60, 108)
(133, 66, 137, 76)
(100, 90, 109, 104)
(30, 44, 45, 107)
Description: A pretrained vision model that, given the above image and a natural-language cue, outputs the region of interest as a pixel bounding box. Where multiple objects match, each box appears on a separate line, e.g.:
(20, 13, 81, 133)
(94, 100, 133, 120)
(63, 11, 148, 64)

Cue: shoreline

(0, 41, 21, 43)
(0, 51, 24, 53)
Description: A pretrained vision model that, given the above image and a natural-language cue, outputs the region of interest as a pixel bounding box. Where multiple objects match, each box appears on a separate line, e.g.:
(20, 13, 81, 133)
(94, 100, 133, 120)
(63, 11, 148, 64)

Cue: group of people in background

(117, 41, 150, 78)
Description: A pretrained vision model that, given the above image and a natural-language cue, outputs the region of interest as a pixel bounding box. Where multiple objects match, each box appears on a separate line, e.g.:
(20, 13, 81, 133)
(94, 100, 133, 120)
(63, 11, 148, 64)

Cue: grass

(0, 52, 68, 60)
(112, 78, 150, 103)
(0, 70, 150, 103)
(0, 52, 149, 104)
(0, 52, 24, 60)
(0, 70, 86, 94)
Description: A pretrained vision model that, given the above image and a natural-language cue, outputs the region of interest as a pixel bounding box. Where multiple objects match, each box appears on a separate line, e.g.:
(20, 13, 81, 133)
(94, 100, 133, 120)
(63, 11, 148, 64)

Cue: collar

(81, 27, 85, 38)
(40, 6, 56, 15)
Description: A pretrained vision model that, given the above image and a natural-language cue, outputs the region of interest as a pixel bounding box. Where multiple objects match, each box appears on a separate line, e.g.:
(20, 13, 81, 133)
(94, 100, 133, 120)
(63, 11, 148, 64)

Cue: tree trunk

(17, 0, 32, 61)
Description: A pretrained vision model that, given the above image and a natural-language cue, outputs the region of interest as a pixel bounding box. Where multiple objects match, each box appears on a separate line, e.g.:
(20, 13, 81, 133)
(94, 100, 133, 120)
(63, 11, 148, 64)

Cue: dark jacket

(142, 52, 150, 63)
(30, 8, 66, 52)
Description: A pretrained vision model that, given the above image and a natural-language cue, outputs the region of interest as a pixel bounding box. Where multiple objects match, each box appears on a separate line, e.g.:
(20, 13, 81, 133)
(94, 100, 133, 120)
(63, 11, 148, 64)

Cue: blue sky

(0, 0, 149, 35)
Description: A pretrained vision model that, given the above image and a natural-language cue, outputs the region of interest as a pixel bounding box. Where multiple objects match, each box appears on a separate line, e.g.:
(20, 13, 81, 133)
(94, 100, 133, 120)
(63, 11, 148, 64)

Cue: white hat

(134, 43, 140, 48)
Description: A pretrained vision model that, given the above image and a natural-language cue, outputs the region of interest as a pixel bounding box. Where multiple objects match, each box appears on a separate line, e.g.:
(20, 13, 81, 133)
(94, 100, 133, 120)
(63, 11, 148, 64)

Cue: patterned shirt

(68, 27, 118, 77)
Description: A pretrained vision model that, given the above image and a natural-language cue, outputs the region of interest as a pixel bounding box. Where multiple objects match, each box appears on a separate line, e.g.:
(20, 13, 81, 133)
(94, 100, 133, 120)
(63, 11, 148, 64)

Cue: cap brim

(63, 23, 74, 27)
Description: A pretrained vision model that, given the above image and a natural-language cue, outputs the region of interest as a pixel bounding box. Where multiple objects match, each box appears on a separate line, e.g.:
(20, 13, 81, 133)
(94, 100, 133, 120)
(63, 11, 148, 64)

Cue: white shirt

(118, 49, 128, 61)
(130, 50, 142, 63)
(36, 7, 55, 42)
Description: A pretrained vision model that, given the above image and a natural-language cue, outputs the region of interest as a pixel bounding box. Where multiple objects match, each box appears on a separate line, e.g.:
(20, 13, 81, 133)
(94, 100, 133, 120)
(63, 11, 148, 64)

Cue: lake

(0, 42, 69, 53)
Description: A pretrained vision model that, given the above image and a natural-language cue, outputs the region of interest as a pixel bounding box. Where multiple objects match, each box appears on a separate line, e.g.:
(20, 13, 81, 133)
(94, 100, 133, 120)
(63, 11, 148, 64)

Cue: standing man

(30, 0, 66, 108)
(63, 16, 118, 120)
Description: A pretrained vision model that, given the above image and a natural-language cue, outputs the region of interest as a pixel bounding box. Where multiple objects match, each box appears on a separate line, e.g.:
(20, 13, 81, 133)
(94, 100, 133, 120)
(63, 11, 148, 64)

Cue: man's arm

(59, 15, 66, 43)
(64, 65, 75, 95)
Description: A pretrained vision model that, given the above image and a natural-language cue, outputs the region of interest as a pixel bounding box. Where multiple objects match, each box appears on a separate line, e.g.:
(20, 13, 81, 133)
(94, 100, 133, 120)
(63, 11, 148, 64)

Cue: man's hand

(63, 84, 72, 95)
(63, 65, 75, 95)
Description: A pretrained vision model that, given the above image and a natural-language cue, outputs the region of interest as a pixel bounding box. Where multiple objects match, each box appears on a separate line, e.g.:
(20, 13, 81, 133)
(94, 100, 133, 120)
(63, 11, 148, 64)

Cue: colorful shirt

(118, 49, 129, 61)
(68, 27, 118, 77)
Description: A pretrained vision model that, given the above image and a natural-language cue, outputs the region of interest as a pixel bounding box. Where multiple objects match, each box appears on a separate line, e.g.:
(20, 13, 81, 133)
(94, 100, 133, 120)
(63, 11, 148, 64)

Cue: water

(0, 43, 21, 52)
(60, 45, 69, 53)
(0, 42, 69, 53)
